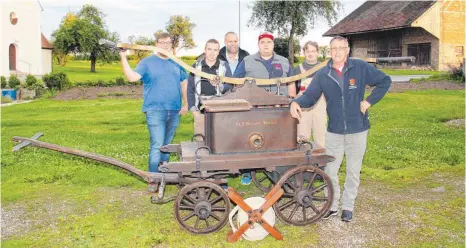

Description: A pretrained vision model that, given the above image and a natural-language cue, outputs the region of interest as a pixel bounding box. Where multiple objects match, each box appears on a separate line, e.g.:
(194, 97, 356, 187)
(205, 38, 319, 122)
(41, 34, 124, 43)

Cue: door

(9, 44, 16, 70)
(408, 43, 431, 65)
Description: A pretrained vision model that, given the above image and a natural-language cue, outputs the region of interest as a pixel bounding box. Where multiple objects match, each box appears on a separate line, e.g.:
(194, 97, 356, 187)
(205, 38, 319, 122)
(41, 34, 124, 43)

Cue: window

(10, 12, 18, 25)
(376, 36, 402, 58)
(456, 46, 464, 56)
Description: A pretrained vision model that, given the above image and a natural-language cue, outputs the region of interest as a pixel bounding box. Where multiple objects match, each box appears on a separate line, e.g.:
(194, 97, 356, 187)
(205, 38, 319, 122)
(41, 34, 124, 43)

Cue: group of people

(119, 31, 391, 222)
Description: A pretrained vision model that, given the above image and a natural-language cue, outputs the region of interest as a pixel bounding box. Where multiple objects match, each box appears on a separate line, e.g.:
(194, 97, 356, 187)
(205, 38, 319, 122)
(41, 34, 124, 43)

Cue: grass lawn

(1, 89, 464, 247)
(379, 69, 444, 76)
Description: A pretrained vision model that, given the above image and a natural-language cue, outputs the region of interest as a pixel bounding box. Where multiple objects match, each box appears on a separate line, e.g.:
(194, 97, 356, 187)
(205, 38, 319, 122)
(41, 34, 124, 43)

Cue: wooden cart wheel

(273, 165, 333, 226)
(251, 170, 281, 193)
(174, 181, 231, 234)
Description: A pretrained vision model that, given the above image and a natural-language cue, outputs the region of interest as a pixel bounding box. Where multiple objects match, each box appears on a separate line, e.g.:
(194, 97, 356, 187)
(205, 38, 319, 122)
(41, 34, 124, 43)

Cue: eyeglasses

(157, 41, 172, 45)
(330, 47, 348, 52)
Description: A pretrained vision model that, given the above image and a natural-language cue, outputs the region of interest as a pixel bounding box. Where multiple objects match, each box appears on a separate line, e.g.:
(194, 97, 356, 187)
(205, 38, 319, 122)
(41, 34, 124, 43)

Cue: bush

(447, 62, 465, 83)
(1, 76, 6, 88)
(42, 72, 71, 90)
(8, 75, 21, 89)
(115, 77, 126, 86)
(1, 96, 13, 103)
(25, 75, 38, 88)
(74, 77, 140, 87)
(38, 88, 58, 99)
(274, 37, 301, 63)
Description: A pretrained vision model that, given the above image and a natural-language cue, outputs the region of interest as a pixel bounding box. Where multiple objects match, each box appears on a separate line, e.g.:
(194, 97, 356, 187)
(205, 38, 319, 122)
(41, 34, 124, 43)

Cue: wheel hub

(295, 189, 313, 207)
(194, 201, 211, 220)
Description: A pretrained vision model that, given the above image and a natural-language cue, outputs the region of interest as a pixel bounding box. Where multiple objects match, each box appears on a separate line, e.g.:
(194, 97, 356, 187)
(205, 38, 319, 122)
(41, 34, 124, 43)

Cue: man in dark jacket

(290, 36, 391, 222)
(187, 39, 232, 133)
(218, 32, 249, 74)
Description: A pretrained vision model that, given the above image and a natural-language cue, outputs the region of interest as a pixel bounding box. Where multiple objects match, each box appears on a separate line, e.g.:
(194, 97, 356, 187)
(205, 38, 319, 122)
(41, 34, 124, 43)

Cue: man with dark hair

(120, 32, 188, 192)
(218, 32, 249, 74)
(188, 39, 232, 135)
(290, 36, 391, 222)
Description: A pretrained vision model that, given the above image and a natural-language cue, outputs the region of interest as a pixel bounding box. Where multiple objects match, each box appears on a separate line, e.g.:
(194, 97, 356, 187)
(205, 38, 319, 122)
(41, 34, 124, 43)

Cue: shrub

(25, 75, 38, 88)
(115, 77, 127, 86)
(447, 62, 465, 83)
(42, 72, 71, 90)
(1, 76, 7, 88)
(8, 75, 21, 89)
(1, 96, 12, 103)
(74, 77, 140, 87)
(35, 86, 47, 97)
(39, 89, 58, 99)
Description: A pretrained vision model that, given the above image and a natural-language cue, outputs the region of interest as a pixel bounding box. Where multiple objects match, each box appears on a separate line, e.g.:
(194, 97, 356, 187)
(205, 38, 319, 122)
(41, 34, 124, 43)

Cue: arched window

(9, 44, 16, 70)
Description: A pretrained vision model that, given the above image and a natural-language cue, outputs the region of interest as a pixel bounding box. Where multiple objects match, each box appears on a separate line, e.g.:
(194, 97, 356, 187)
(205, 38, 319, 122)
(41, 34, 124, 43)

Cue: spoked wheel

(273, 165, 333, 226)
(251, 170, 281, 193)
(174, 181, 231, 234)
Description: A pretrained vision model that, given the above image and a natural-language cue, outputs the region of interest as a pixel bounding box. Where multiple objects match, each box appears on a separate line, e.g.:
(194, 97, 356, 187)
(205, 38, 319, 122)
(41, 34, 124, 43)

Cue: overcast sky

(35, 0, 366, 56)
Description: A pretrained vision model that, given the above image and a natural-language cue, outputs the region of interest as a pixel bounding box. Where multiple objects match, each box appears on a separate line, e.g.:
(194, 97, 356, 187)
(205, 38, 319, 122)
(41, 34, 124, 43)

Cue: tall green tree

(51, 5, 118, 72)
(319, 45, 330, 60)
(249, 1, 341, 64)
(51, 13, 79, 66)
(76, 5, 118, 72)
(155, 15, 196, 56)
(274, 37, 301, 63)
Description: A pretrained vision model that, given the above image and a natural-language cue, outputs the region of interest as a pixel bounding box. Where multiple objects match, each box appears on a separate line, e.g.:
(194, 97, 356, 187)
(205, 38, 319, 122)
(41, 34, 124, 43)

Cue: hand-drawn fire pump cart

(12, 40, 337, 242)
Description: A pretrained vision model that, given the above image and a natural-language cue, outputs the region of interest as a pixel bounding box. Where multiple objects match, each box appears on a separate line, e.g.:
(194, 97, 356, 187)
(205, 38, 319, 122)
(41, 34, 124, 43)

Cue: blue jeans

(146, 110, 181, 172)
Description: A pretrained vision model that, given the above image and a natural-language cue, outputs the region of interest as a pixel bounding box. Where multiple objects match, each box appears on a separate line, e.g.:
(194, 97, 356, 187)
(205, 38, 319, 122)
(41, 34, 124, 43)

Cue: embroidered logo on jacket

(273, 64, 282, 70)
(349, 78, 357, 89)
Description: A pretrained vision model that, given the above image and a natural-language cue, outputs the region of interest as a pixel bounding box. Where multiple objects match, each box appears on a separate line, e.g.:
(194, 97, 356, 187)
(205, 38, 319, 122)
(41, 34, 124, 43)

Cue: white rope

(228, 197, 276, 241)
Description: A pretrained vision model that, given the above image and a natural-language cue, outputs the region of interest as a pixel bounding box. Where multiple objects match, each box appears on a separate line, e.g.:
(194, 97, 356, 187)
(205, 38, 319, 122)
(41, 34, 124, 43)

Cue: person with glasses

(119, 32, 189, 192)
(290, 36, 391, 222)
(233, 31, 296, 185)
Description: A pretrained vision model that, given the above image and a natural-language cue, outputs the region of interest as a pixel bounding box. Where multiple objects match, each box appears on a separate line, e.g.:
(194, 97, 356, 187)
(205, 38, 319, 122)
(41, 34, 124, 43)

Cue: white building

(0, 0, 53, 77)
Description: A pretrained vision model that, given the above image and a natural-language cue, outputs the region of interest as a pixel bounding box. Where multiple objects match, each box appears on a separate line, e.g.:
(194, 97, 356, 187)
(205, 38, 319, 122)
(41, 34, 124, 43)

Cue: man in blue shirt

(120, 32, 188, 192)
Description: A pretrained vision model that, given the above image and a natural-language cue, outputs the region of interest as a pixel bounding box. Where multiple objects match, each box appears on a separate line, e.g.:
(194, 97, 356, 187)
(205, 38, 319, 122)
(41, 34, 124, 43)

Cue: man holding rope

(290, 36, 391, 222)
(188, 39, 233, 136)
(119, 32, 188, 192)
(233, 31, 296, 185)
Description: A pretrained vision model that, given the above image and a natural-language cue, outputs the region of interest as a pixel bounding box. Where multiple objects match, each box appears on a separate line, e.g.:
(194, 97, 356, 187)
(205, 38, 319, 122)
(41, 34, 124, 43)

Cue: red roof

(41, 33, 53, 49)
(324, 1, 436, 36)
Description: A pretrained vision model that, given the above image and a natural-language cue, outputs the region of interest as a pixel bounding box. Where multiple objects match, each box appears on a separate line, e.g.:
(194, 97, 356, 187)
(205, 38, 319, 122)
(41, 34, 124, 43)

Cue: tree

(155, 15, 196, 56)
(319, 45, 329, 60)
(274, 37, 301, 63)
(128, 35, 154, 62)
(76, 5, 118, 72)
(249, 1, 341, 64)
(51, 13, 79, 66)
(51, 5, 119, 72)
